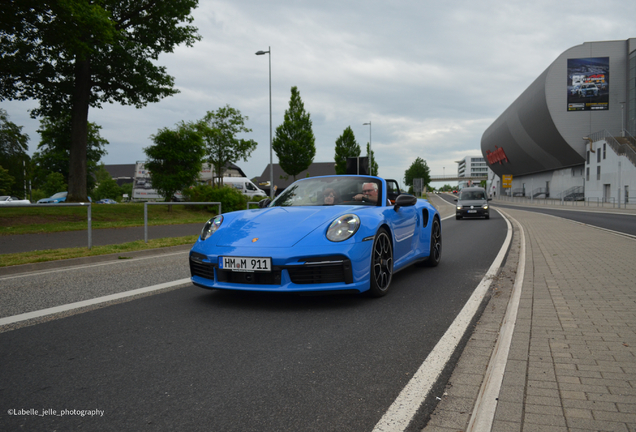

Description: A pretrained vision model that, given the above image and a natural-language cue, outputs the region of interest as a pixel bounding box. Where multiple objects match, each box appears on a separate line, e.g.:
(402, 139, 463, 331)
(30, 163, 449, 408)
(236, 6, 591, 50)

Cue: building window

(586, 151, 590, 164)
(586, 167, 589, 181)
(597, 150, 601, 163)
(597, 166, 601, 181)
(603, 143, 606, 159)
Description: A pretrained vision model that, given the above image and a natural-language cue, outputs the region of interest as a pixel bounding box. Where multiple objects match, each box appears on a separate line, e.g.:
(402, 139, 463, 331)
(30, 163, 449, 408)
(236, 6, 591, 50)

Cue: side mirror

(453, 198, 458, 202)
(394, 194, 417, 211)
(258, 198, 272, 208)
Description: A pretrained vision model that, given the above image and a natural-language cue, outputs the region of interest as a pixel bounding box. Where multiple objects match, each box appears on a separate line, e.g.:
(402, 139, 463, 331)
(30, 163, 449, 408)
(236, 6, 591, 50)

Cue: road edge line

(372, 209, 513, 432)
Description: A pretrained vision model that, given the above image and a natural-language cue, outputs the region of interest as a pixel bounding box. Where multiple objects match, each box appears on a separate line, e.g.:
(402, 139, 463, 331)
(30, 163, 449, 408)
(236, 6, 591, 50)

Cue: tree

(366, 143, 378, 176)
(93, 164, 123, 201)
(334, 126, 360, 174)
(272, 86, 316, 181)
(42, 172, 67, 196)
(0, 166, 15, 195)
(404, 157, 431, 190)
(0, 109, 30, 197)
(197, 105, 257, 186)
(31, 115, 108, 192)
(0, 0, 201, 202)
(144, 122, 205, 206)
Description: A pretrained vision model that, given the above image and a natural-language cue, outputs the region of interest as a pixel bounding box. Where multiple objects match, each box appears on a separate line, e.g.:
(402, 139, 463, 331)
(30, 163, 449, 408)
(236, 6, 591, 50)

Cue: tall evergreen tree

(334, 126, 360, 174)
(0, 0, 201, 202)
(366, 143, 378, 176)
(272, 86, 316, 181)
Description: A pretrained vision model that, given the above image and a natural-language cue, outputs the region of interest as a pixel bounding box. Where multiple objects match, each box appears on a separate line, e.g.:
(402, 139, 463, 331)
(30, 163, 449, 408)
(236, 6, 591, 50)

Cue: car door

(386, 204, 418, 268)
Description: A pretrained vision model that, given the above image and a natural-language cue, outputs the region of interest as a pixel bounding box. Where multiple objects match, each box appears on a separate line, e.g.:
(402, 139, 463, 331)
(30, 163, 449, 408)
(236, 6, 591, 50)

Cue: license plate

(468, 210, 477, 213)
(219, 256, 271, 272)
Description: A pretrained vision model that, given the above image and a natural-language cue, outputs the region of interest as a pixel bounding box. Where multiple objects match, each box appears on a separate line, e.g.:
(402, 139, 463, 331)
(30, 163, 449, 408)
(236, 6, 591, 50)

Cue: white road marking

(0, 278, 192, 327)
(466, 210, 526, 431)
(372, 210, 513, 431)
(0, 250, 189, 281)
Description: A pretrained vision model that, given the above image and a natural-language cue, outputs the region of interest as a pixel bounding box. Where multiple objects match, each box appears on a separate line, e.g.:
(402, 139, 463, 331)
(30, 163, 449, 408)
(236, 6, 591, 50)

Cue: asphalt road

(0, 211, 508, 431)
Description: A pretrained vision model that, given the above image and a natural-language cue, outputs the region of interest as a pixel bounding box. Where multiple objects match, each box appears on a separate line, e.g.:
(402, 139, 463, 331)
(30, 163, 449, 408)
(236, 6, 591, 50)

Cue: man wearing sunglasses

(353, 182, 379, 203)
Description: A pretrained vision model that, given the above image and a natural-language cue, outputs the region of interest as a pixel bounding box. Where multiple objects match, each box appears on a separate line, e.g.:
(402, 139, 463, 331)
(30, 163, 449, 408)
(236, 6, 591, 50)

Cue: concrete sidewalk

(423, 206, 636, 431)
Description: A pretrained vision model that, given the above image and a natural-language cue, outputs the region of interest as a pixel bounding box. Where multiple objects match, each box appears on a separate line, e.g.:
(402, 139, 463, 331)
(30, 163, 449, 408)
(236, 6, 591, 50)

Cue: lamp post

(256, 47, 273, 199)
(363, 121, 372, 175)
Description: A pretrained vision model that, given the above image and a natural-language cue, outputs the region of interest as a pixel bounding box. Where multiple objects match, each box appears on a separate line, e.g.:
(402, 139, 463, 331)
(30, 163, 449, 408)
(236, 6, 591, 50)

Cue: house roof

(255, 162, 337, 190)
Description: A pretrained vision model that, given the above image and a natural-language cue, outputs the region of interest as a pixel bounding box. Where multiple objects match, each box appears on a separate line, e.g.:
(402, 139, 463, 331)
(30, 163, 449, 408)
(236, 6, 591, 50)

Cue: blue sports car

(189, 175, 442, 297)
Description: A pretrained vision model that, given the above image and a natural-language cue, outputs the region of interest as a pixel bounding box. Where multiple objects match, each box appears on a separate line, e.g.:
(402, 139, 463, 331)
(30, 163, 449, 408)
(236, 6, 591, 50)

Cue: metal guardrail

(2, 202, 93, 249)
(496, 195, 635, 209)
(144, 202, 221, 243)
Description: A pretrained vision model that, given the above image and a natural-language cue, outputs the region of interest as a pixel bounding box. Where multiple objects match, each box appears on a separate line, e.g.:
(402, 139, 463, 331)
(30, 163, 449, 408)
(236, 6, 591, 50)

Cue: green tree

(366, 143, 378, 176)
(0, 109, 30, 197)
(31, 115, 108, 192)
(0, 165, 15, 195)
(334, 126, 360, 174)
(144, 122, 205, 207)
(93, 164, 123, 201)
(42, 172, 67, 196)
(197, 105, 257, 186)
(0, 0, 201, 202)
(272, 86, 316, 181)
(404, 157, 431, 190)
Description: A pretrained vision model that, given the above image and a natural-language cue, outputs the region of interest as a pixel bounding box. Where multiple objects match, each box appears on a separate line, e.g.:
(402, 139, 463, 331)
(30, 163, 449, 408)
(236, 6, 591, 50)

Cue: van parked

(222, 178, 266, 198)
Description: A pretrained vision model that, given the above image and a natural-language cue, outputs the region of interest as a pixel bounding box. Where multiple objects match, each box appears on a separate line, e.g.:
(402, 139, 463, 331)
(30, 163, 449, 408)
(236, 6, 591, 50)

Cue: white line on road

(372, 210, 513, 432)
(0, 278, 192, 327)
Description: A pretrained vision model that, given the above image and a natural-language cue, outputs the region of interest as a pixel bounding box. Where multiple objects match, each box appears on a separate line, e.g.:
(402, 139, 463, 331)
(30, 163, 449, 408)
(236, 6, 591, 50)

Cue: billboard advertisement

(567, 57, 609, 111)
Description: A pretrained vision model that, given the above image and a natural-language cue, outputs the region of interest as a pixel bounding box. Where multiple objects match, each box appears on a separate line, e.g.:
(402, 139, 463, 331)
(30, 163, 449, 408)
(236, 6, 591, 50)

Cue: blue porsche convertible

(189, 175, 442, 297)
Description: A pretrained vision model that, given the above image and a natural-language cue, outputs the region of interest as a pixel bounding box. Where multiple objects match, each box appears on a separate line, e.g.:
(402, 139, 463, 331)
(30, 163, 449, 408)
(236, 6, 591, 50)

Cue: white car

(0, 195, 31, 205)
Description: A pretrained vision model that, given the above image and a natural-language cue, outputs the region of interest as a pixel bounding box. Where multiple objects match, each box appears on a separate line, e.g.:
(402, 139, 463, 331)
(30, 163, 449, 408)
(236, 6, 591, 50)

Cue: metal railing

(589, 130, 636, 167)
(3, 202, 93, 249)
(496, 195, 635, 209)
(144, 202, 221, 243)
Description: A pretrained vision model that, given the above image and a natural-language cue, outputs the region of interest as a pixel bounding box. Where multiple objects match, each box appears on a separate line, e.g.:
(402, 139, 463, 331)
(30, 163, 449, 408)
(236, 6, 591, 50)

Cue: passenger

(323, 188, 338, 205)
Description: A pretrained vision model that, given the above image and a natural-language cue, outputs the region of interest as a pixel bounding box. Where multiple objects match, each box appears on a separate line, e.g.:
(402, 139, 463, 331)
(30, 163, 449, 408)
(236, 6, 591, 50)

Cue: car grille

(190, 252, 215, 280)
(217, 269, 282, 285)
(288, 258, 353, 285)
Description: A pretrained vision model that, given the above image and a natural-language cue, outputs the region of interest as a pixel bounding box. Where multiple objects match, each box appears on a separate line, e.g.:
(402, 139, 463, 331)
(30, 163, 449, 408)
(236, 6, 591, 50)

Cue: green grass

(0, 235, 198, 268)
(0, 202, 217, 235)
(0, 203, 216, 267)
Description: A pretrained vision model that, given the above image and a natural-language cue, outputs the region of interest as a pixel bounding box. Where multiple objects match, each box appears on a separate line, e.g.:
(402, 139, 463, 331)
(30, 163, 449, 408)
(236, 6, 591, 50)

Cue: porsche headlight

(200, 215, 223, 241)
(326, 214, 360, 242)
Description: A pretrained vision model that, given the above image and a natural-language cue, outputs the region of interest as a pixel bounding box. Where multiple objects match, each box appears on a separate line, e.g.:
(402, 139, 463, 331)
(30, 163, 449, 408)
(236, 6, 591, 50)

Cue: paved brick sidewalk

(424, 207, 636, 431)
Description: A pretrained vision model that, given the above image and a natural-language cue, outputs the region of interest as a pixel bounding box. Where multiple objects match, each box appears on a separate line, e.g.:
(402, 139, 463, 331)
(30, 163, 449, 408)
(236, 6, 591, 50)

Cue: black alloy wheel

(368, 228, 393, 297)
(424, 217, 442, 267)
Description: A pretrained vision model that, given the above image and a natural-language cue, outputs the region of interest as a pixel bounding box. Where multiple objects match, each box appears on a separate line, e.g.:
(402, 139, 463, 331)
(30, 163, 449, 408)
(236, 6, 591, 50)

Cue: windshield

(51, 192, 67, 198)
(271, 176, 383, 207)
(460, 190, 486, 200)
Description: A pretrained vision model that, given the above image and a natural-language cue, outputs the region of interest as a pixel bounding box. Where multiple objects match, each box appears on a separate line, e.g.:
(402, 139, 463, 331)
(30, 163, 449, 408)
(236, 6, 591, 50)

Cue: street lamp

(255, 47, 273, 199)
(363, 121, 372, 175)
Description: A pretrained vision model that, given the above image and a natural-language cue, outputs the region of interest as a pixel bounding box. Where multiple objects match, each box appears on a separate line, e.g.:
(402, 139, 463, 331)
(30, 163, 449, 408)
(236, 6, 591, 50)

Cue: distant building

(254, 162, 337, 194)
(456, 156, 489, 189)
(481, 38, 636, 204)
(103, 164, 135, 186)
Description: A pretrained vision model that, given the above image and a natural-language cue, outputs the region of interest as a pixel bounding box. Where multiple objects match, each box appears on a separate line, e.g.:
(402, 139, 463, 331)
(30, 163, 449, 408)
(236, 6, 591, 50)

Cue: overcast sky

(2, 0, 635, 186)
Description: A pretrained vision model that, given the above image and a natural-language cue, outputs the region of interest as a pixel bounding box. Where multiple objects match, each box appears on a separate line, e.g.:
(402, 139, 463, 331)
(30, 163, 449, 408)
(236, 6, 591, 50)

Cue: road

(0, 204, 508, 431)
(437, 193, 636, 237)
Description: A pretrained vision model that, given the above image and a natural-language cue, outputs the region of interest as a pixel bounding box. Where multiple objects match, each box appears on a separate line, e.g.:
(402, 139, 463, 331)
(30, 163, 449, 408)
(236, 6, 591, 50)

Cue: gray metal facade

(481, 38, 635, 178)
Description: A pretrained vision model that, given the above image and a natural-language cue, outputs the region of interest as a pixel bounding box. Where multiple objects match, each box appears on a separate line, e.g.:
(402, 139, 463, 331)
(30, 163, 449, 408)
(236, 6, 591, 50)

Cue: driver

(353, 182, 378, 203)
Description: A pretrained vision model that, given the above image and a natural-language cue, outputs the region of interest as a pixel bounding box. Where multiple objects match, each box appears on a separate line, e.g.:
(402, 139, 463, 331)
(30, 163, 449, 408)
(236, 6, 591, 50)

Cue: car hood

(212, 206, 358, 248)
(458, 199, 488, 207)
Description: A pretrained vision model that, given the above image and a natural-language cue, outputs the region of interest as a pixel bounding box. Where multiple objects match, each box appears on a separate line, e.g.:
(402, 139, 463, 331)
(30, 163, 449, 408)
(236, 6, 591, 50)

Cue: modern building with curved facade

(481, 38, 636, 204)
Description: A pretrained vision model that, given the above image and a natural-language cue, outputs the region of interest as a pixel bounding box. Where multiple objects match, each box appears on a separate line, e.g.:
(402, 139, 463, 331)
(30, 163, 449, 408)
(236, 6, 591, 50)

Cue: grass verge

(0, 235, 198, 268)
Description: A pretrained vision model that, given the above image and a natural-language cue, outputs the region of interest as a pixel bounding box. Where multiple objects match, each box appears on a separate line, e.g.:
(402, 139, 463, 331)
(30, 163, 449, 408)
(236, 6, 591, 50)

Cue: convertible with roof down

(189, 175, 442, 297)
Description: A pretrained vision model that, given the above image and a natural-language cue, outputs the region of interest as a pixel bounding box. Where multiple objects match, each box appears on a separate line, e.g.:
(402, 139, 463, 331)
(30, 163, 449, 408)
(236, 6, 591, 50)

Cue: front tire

(424, 217, 442, 267)
(368, 228, 393, 297)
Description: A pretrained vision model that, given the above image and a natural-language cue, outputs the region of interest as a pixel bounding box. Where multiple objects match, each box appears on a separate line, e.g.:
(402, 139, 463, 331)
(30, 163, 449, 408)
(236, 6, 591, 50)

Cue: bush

(183, 185, 261, 214)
